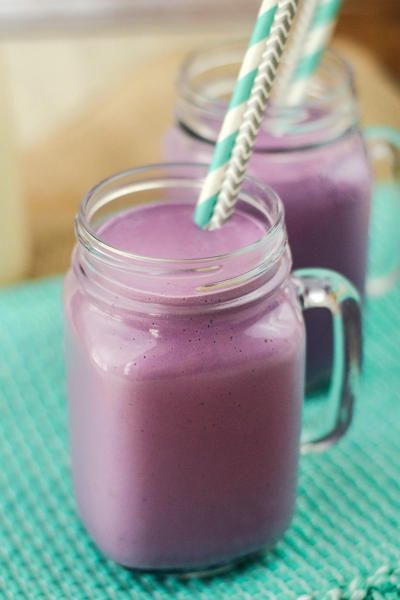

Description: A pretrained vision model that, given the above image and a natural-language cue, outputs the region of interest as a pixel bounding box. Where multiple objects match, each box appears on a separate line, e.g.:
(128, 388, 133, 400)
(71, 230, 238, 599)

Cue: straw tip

(193, 209, 206, 229)
(193, 195, 218, 229)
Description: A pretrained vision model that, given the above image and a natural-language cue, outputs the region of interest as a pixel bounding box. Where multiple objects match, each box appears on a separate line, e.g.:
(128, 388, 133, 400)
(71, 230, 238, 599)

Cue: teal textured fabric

(0, 277, 399, 600)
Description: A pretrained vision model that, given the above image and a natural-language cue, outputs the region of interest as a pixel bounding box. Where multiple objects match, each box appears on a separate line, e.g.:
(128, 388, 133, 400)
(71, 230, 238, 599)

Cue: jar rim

(175, 44, 357, 150)
(177, 43, 354, 116)
(76, 162, 286, 269)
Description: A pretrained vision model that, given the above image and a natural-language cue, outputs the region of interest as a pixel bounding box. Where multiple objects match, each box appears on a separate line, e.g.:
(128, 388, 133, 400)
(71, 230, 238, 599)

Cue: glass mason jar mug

(164, 43, 399, 385)
(64, 164, 362, 573)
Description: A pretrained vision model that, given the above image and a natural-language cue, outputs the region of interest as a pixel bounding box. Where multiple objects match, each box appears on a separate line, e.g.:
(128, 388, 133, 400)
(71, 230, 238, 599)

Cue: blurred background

(0, 0, 399, 283)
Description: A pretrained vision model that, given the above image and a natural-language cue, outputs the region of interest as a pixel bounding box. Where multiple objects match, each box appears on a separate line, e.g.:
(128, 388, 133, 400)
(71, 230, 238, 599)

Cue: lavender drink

(164, 46, 372, 383)
(65, 202, 304, 569)
(64, 165, 361, 572)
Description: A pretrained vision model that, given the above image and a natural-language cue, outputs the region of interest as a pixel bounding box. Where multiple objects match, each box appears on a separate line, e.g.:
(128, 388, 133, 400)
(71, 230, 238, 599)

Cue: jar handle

(294, 269, 362, 454)
(364, 126, 400, 297)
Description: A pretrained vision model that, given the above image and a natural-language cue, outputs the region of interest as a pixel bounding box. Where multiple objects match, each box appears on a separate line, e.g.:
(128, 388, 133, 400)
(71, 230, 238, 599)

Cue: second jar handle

(294, 269, 362, 454)
(365, 126, 400, 297)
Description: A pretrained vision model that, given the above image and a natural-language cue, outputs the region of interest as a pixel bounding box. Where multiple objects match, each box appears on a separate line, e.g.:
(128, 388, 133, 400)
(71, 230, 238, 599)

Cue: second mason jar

(164, 43, 372, 385)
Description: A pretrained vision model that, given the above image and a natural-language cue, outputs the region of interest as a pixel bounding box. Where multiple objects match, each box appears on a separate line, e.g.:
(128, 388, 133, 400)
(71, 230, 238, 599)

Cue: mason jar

(64, 164, 361, 573)
(163, 43, 396, 386)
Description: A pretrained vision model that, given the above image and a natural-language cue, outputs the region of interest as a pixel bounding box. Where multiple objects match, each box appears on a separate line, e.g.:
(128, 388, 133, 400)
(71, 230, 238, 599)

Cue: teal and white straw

(194, 0, 280, 229)
(209, 0, 300, 230)
(284, 0, 342, 106)
(194, 0, 299, 229)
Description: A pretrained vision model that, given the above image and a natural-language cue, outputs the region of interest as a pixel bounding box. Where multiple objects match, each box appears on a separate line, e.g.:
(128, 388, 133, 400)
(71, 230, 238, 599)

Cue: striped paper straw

(193, 0, 280, 229)
(272, 0, 320, 101)
(195, 0, 300, 230)
(284, 0, 342, 106)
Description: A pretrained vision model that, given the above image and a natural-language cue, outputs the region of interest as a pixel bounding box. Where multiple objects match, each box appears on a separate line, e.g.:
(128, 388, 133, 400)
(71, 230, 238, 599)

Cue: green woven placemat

(0, 272, 399, 599)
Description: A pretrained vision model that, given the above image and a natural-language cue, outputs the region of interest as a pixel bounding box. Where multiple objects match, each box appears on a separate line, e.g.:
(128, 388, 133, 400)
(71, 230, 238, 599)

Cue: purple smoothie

(165, 46, 372, 382)
(64, 201, 305, 570)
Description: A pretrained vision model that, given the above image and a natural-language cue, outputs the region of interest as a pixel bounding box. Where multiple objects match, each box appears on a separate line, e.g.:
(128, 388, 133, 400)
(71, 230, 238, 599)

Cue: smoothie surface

(98, 202, 265, 259)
